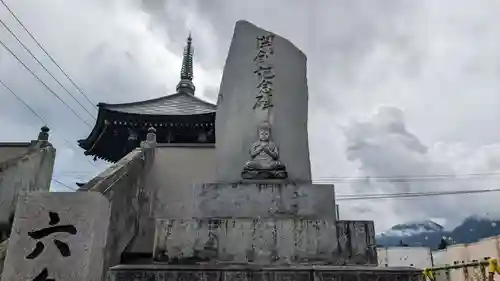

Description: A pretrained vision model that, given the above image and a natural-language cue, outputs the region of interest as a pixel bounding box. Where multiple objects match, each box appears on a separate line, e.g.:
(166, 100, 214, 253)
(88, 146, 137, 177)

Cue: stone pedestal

(153, 182, 376, 266)
(107, 264, 423, 281)
(153, 218, 376, 265)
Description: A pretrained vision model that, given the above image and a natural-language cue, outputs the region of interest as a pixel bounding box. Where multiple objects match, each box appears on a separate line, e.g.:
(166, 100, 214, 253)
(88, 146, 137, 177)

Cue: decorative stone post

(141, 127, 157, 151)
(37, 126, 50, 142)
(146, 127, 156, 143)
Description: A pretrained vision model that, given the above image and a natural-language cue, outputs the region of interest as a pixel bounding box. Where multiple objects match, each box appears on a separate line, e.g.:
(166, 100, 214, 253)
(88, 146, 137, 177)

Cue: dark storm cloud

(340, 106, 500, 230)
(2, 0, 500, 229)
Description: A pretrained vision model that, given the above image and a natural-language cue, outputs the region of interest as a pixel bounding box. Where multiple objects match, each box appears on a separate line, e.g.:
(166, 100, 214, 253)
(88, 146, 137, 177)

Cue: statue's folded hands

(242, 122, 287, 179)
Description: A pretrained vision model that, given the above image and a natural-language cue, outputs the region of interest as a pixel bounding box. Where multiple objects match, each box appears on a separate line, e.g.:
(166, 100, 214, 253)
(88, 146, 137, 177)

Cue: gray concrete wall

(215, 20, 311, 182)
(149, 144, 216, 219)
(0, 142, 56, 227)
(153, 218, 377, 265)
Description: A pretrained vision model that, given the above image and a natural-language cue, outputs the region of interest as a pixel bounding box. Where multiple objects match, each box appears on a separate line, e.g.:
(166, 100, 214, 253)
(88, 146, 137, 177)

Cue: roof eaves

(98, 93, 181, 109)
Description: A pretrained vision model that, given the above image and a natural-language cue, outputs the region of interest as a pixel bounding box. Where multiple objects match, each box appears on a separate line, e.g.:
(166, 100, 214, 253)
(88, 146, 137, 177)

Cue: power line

(319, 172, 500, 179)
(0, 0, 97, 110)
(0, 17, 96, 120)
(51, 178, 76, 191)
(0, 1, 99, 168)
(336, 188, 500, 201)
(314, 172, 500, 183)
(0, 76, 98, 169)
(55, 171, 96, 175)
(0, 37, 92, 128)
(0, 76, 47, 125)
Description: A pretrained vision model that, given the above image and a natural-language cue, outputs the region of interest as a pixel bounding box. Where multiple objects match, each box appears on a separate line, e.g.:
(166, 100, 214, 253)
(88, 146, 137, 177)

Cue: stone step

(153, 218, 376, 266)
(107, 264, 423, 281)
(188, 182, 336, 219)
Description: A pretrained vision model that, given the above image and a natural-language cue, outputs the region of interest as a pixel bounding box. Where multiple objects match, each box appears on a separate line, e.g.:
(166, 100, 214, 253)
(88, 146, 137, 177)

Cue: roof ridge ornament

(176, 33, 196, 95)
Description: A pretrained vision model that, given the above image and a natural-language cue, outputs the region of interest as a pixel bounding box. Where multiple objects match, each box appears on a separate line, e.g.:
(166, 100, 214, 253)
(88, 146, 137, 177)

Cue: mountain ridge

(376, 217, 500, 249)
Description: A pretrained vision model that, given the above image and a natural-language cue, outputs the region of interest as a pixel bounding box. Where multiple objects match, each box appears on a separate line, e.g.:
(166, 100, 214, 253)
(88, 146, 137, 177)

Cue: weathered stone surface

(336, 221, 377, 265)
(215, 20, 311, 182)
(1, 191, 110, 281)
(149, 145, 216, 220)
(0, 238, 7, 274)
(192, 183, 335, 219)
(107, 264, 423, 281)
(0, 142, 55, 226)
(78, 143, 157, 271)
(153, 218, 376, 265)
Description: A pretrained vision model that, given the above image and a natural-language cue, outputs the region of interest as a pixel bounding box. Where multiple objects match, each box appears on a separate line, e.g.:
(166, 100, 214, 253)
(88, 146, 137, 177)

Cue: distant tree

(438, 238, 448, 250)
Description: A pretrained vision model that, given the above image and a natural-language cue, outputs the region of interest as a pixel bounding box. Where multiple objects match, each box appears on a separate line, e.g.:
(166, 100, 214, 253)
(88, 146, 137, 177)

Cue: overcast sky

(1, 0, 500, 231)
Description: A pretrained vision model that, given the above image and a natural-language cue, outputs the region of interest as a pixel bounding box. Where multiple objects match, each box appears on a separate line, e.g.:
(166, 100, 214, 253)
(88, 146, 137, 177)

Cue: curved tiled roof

(99, 93, 216, 116)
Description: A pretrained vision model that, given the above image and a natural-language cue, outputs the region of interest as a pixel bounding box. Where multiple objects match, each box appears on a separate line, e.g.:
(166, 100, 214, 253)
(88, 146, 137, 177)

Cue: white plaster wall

(466, 237, 500, 262)
(431, 237, 500, 281)
(149, 144, 216, 219)
(377, 247, 432, 268)
(431, 236, 500, 266)
(431, 249, 448, 266)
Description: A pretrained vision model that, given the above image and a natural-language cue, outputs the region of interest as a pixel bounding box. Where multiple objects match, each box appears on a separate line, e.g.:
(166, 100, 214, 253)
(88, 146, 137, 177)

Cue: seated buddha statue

(241, 121, 287, 179)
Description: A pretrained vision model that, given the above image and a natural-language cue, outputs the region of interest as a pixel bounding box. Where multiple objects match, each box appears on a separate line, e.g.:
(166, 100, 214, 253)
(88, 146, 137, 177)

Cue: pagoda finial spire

(176, 32, 195, 95)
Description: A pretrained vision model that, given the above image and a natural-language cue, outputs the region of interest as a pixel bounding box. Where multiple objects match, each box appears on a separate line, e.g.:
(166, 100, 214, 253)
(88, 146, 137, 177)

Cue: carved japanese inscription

(1, 192, 110, 281)
(241, 34, 287, 179)
(26, 212, 77, 281)
(253, 34, 275, 110)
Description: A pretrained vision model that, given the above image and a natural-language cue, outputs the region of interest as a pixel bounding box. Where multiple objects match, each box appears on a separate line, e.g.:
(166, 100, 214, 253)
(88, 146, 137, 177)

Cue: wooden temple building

(78, 35, 216, 162)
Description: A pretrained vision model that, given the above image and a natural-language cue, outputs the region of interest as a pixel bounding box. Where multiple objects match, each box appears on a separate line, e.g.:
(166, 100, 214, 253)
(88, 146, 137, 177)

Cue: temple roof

(79, 34, 217, 162)
(98, 92, 216, 116)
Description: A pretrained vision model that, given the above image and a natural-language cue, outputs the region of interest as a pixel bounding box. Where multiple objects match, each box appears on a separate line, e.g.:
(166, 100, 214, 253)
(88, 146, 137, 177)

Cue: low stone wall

(0, 127, 55, 277)
(0, 142, 32, 163)
(0, 128, 156, 280)
(78, 129, 156, 277)
(81, 149, 153, 274)
(107, 264, 423, 281)
(0, 141, 55, 227)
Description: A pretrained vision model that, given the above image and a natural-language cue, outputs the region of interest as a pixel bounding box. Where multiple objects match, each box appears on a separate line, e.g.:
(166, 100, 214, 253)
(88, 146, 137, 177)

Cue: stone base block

(191, 182, 335, 219)
(107, 264, 423, 281)
(153, 218, 376, 265)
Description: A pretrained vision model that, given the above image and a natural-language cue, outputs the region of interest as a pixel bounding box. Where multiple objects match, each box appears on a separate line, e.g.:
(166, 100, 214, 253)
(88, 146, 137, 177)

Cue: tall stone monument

(147, 20, 370, 266)
(109, 20, 421, 281)
(216, 20, 311, 182)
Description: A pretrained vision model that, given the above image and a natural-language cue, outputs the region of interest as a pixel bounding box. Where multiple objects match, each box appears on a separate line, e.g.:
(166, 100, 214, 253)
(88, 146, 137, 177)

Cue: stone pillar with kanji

(1, 192, 110, 281)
